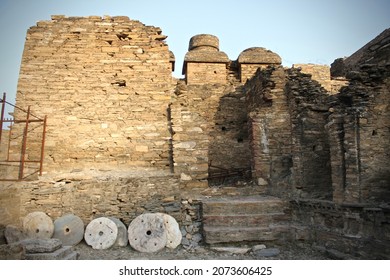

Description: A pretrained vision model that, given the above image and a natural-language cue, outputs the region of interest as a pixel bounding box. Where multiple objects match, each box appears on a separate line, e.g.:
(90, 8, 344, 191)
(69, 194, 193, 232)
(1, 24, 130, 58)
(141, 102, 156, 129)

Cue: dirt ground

(75, 240, 330, 260)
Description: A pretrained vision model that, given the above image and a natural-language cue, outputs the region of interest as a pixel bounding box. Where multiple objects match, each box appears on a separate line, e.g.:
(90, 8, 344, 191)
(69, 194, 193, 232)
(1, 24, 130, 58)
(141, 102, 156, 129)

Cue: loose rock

(254, 248, 280, 257)
(5, 225, 26, 244)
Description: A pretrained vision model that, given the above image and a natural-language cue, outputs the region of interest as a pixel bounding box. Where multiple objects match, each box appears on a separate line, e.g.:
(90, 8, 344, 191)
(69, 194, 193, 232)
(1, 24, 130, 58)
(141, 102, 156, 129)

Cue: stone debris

(252, 244, 267, 251)
(210, 246, 251, 254)
(4, 225, 26, 244)
(254, 248, 281, 258)
(20, 238, 62, 254)
(0, 243, 25, 260)
(25, 244, 79, 260)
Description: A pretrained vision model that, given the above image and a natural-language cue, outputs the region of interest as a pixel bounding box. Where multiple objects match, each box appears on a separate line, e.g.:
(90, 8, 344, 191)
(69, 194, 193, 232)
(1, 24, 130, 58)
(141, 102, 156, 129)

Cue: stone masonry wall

(0, 171, 180, 227)
(245, 66, 293, 195)
(285, 68, 333, 199)
(291, 199, 390, 259)
(185, 63, 227, 85)
(14, 15, 174, 172)
(327, 64, 390, 204)
(171, 80, 250, 189)
(246, 66, 333, 199)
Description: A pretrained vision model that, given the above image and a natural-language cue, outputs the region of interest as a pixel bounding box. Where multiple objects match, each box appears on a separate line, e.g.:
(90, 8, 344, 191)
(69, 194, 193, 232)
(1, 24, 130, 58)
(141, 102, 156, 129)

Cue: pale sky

(0, 0, 389, 117)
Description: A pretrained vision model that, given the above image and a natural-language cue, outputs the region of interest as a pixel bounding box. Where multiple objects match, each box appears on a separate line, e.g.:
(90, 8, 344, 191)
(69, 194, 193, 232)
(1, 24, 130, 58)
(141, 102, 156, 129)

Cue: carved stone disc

(23, 211, 54, 239)
(128, 213, 167, 253)
(157, 213, 182, 249)
(108, 217, 128, 247)
(53, 214, 84, 246)
(84, 217, 118, 249)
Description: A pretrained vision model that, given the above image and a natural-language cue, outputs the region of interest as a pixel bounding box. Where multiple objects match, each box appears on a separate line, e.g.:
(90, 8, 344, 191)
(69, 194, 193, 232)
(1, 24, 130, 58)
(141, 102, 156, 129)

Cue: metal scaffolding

(0, 92, 47, 181)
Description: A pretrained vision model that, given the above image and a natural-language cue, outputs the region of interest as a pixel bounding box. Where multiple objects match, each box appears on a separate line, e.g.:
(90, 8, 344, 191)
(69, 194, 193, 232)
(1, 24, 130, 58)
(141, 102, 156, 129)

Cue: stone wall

(171, 81, 250, 188)
(292, 64, 331, 92)
(0, 170, 180, 227)
(238, 47, 281, 83)
(14, 15, 174, 172)
(327, 64, 390, 204)
(331, 28, 390, 77)
(291, 199, 390, 259)
(171, 34, 255, 189)
(285, 69, 333, 199)
(245, 66, 292, 195)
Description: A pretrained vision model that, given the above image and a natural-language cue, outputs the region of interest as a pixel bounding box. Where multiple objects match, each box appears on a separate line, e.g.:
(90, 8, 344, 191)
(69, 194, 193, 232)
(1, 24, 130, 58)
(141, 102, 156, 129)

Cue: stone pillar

(182, 34, 229, 85)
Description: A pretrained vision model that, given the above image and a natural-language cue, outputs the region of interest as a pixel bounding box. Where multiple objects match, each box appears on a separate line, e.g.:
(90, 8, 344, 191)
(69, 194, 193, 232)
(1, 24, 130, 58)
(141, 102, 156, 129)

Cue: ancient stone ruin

(0, 16, 389, 259)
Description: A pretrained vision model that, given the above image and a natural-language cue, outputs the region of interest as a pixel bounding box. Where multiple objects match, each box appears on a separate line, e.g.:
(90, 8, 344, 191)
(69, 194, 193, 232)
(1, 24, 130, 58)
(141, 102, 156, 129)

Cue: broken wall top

(331, 28, 390, 77)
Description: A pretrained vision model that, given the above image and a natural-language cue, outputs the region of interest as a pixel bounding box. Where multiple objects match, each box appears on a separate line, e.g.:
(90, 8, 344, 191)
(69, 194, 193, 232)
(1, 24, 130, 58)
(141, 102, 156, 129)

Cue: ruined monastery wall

(14, 15, 174, 172)
(1, 16, 389, 258)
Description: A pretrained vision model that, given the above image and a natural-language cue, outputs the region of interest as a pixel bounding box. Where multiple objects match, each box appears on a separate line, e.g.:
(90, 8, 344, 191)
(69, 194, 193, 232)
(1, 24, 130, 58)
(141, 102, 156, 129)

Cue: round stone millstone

(84, 217, 118, 249)
(156, 213, 182, 249)
(23, 211, 54, 239)
(108, 217, 128, 247)
(128, 213, 167, 253)
(53, 214, 84, 246)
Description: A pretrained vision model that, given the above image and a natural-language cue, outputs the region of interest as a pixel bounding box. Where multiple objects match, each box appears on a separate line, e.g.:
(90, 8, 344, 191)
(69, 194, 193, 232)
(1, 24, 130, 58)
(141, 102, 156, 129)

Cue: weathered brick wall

(246, 66, 333, 199)
(171, 80, 250, 188)
(293, 64, 332, 92)
(185, 63, 227, 85)
(291, 200, 390, 259)
(1, 172, 180, 228)
(240, 64, 272, 83)
(331, 28, 390, 77)
(245, 66, 293, 195)
(327, 64, 390, 203)
(14, 15, 174, 172)
(238, 47, 281, 83)
(0, 185, 21, 226)
(285, 68, 333, 199)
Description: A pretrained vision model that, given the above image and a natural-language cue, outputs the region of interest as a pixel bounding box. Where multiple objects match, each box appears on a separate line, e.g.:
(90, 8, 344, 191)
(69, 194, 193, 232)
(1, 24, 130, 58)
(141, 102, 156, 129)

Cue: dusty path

(75, 240, 330, 260)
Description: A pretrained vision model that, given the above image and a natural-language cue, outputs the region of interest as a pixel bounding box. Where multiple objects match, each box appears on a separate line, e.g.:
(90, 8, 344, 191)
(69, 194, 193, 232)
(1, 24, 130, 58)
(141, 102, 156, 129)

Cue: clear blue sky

(0, 0, 389, 117)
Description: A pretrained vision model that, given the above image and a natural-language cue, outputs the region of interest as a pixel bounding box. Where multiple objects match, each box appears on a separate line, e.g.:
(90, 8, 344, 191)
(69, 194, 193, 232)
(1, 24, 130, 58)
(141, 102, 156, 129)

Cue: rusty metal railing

(0, 92, 47, 181)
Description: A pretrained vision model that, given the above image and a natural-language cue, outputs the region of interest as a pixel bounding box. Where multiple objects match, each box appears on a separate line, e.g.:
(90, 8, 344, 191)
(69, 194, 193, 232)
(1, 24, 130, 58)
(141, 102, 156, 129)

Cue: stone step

(203, 213, 290, 227)
(25, 246, 76, 260)
(203, 225, 292, 244)
(202, 196, 289, 216)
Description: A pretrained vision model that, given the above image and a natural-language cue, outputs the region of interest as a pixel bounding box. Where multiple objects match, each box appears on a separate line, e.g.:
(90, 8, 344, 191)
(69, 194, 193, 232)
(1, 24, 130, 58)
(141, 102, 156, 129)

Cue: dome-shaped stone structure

(237, 47, 281, 82)
(182, 34, 229, 84)
(238, 47, 281, 64)
(188, 34, 219, 51)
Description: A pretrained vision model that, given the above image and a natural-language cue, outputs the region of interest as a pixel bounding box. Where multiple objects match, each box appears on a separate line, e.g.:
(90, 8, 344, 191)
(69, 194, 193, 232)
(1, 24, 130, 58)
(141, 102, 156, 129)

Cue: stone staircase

(202, 195, 294, 244)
